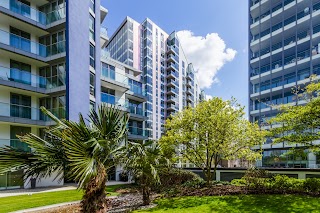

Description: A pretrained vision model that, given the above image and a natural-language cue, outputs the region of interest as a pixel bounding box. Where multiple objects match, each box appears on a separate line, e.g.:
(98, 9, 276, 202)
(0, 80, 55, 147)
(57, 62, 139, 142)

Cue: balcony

(0, 66, 66, 93)
(166, 70, 179, 79)
(0, 0, 66, 27)
(100, 26, 109, 47)
(186, 79, 194, 88)
(128, 126, 149, 140)
(167, 53, 179, 64)
(126, 84, 147, 102)
(101, 69, 129, 91)
(0, 102, 65, 126)
(128, 106, 147, 121)
(0, 29, 66, 61)
(166, 45, 179, 55)
(186, 71, 194, 81)
(166, 95, 178, 104)
(250, 1, 320, 46)
(166, 79, 178, 88)
(166, 87, 179, 96)
(167, 63, 179, 72)
(101, 93, 128, 109)
(167, 103, 179, 111)
(186, 95, 194, 102)
(186, 88, 194, 96)
(251, 47, 319, 78)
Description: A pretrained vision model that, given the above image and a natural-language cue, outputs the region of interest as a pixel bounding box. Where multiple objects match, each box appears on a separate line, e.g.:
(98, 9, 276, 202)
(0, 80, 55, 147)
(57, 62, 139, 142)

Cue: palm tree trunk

(142, 185, 151, 205)
(81, 164, 108, 213)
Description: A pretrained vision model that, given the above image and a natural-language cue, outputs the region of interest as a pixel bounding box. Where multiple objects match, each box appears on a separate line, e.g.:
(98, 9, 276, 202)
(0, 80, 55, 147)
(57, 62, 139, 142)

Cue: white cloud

(177, 31, 237, 89)
(206, 95, 213, 100)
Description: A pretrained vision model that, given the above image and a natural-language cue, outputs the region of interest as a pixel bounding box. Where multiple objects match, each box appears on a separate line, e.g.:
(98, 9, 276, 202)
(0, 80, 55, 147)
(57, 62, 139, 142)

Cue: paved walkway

(0, 181, 128, 198)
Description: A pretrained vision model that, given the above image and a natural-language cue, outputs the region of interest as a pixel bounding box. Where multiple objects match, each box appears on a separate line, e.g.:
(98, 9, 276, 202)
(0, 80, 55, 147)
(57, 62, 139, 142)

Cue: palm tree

(0, 104, 129, 213)
(121, 141, 169, 205)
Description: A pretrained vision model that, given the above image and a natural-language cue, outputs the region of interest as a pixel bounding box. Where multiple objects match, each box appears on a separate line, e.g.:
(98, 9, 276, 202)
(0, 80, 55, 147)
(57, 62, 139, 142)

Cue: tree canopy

(160, 98, 265, 184)
(268, 78, 320, 150)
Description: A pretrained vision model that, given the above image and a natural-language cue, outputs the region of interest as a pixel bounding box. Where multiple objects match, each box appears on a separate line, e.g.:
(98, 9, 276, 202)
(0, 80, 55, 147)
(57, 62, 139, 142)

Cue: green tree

(0, 104, 129, 213)
(160, 98, 265, 185)
(121, 141, 169, 205)
(269, 78, 320, 149)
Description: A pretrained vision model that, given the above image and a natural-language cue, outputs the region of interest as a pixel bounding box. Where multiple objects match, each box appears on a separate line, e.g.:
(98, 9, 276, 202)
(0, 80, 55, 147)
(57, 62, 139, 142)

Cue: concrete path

(0, 181, 129, 198)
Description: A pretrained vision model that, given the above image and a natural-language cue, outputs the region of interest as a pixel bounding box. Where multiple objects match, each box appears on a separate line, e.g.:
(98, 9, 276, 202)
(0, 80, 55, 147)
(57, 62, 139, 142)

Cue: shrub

(243, 168, 272, 189)
(182, 178, 207, 188)
(303, 178, 320, 193)
(231, 178, 246, 186)
(156, 168, 202, 190)
(270, 175, 304, 192)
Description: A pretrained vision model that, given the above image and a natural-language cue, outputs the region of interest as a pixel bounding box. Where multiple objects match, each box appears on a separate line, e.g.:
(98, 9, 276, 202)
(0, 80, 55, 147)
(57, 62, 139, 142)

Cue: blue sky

(102, 0, 249, 109)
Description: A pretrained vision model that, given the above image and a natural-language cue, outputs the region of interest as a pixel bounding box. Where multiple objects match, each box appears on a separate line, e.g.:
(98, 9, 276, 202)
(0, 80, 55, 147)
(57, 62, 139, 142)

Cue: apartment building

(106, 17, 202, 140)
(0, 0, 109, 190)
(249, 0, 320, 168)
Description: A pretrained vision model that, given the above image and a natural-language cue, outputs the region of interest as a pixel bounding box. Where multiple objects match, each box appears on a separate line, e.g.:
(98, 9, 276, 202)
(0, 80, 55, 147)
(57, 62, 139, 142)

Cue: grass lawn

(135, 195, 320, 213)
(0, 184, 127, 213)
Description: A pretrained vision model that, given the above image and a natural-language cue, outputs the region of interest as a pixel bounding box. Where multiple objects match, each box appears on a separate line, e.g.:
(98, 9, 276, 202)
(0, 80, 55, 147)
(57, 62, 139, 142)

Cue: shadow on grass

(142, 195, 320, 213)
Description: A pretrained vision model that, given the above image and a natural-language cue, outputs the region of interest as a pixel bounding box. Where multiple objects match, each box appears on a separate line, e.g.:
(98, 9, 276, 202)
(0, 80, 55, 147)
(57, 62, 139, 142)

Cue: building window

(10, 60, 31, 85)
(10, 93, 31, 119)
(90, 44, 95, 68)
(90, 72, 95, 97)
(89, 14, 95, 41)
(90, 0, 95, 12)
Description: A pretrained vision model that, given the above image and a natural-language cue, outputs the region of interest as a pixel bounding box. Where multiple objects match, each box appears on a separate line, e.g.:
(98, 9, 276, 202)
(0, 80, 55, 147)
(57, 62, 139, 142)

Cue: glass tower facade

(249, 0, 320, 168)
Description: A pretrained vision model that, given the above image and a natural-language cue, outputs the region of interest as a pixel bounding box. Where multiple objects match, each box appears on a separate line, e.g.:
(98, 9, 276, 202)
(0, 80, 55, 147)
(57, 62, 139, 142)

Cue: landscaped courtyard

(134, 195, 320, 213)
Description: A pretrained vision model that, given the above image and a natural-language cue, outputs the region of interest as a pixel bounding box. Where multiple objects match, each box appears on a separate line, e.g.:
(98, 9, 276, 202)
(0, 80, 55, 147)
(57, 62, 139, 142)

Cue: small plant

(231, 178, 246, 186)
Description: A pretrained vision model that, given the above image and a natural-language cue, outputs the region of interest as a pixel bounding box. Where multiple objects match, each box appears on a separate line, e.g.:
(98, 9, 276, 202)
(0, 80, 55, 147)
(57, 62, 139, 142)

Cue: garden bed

(30, 193, 158, 213)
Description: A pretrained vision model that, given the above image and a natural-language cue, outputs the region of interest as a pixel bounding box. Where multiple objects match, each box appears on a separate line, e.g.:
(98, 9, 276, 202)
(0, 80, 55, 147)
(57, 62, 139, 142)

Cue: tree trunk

(81, 164, 108, 213)
(142, 185, 151, 205)
(206, 168, 212, 186)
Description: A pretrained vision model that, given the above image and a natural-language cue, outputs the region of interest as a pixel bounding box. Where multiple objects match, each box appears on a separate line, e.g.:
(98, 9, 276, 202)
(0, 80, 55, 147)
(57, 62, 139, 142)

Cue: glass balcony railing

(251, 2, 319, 43)
(167, 96, 178, 103)
(167, 54, 179, 63)
(167, 70, 179, 78)
(0, 66, 61, 89)
(167, 45, 179, 55)
(253, 68, 312, 93)
(101, 93, 128, 108)
(129, 84, 146, 96)
(0, 29, 65, 58)
(128, 106, 145, 116)
(101, 26, 108, 38)
(0, 0, 66, 25)
(101, 68, 128, 85)
(128, 126, 149, 137)
(0, 139, 30, 152)
(0, 102, 65, 122)
(167, 79, 179, 87)
(167, 87, 179, 94)
(314, 24, 320, 35)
